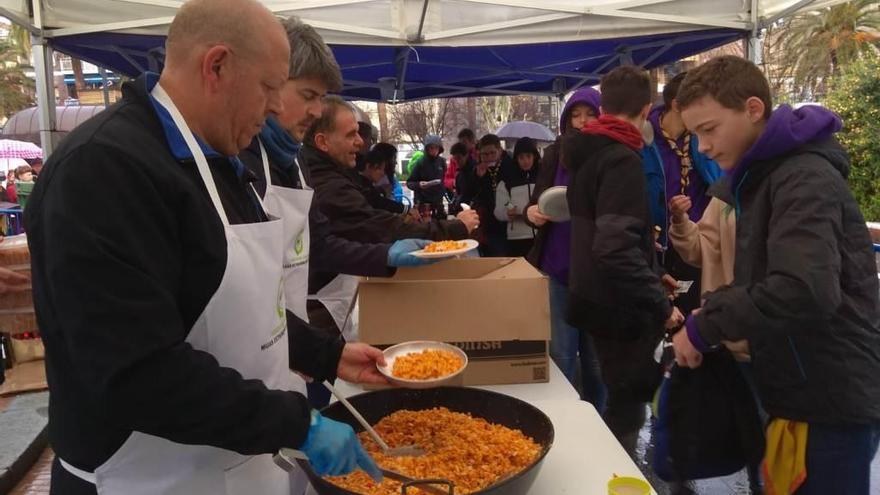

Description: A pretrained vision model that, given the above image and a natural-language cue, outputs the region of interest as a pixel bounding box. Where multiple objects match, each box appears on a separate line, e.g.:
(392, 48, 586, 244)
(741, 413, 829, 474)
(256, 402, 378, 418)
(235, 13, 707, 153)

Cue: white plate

(537, 186, 569, 222)
(410, 239, 479, 259)
(376, 341, 469, 389)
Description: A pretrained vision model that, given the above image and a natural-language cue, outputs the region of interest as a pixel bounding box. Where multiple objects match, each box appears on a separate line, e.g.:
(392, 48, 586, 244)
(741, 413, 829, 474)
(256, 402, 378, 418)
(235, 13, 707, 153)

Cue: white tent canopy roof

(1, 0, 850, 45)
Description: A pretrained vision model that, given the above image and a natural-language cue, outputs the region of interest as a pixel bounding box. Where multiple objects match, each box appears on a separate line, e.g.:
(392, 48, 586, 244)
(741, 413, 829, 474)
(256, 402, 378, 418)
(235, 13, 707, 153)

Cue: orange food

(423, 240, 467, 253)
(326, 407, 541, 494)
(391, 349, 464, 380)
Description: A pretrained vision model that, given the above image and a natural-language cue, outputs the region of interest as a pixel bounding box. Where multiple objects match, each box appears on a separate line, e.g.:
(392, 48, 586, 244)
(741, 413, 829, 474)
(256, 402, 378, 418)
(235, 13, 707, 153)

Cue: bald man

(26, 1, 383, 494)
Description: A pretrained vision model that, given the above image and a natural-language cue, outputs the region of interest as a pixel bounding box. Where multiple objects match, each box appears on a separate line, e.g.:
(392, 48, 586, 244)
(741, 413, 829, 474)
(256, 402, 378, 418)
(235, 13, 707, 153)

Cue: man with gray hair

(239, 16, 435, 415)
(26, 2, 383, 494)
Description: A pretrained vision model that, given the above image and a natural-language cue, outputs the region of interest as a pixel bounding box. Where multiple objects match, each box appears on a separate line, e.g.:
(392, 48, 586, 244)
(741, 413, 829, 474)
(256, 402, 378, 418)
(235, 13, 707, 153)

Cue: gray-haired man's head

(305, 95, 363, 168)
(275, 17, 344, 142)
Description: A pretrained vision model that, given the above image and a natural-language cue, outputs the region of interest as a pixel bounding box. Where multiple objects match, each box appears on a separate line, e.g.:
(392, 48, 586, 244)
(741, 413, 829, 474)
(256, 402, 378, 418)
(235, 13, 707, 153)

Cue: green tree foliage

(777, 0, 880, 99)
(0, 24, 35, 119)
(825, 53, 880, 221)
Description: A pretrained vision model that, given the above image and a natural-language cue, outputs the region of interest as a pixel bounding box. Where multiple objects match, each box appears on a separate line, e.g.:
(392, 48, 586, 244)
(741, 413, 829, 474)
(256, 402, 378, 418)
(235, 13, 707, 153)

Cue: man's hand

(665, 306, 684, 329)
(300, 411, 383, 482)
(722, 339, 751, 362)
(387, 239, 436, 267)
(457, 209, 480, 233)
(672, 327, 703, 368)
(0, 267, 29, 295)
(668, 195, 692, 225)
(336, 343, 389, 385)
(526, 205, 550, 227)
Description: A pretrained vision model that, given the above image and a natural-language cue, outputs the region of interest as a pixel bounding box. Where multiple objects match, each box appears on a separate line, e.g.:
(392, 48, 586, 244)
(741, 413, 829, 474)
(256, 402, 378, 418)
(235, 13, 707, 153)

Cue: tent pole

(747, 0, 760, 63)
(101, 68, 111, 107)
(31, 0, 58, 158)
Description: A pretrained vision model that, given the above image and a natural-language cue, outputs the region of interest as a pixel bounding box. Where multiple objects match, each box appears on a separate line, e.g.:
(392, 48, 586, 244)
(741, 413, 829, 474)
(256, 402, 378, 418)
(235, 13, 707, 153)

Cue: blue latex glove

(300, 410, 382, 482)
(387, 239, 436, 267)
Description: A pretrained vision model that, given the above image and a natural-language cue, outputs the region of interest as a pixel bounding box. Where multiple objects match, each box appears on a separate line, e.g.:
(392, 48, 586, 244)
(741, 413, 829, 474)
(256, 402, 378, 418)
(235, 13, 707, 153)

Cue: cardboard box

(358, 257, 550, 385)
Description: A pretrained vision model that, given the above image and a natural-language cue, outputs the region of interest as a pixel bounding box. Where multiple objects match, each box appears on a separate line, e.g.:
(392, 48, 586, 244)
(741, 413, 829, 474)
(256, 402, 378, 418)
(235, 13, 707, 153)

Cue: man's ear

(745, 96, 766, 124)
(201, 45, 232, 92)
(314, 132, 329, 153)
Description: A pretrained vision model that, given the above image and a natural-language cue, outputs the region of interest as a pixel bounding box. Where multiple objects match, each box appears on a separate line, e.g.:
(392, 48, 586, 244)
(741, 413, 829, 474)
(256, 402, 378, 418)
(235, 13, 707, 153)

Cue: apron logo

(294, 233, 304, 255)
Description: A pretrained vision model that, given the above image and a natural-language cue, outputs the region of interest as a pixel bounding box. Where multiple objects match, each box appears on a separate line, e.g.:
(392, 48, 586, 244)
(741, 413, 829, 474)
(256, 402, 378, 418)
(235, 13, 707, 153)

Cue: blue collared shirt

(144, 72, 246, 178)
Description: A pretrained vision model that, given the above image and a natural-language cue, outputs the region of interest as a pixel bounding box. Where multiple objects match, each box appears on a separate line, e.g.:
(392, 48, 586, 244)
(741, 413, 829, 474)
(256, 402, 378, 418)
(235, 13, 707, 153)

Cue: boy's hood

(731, 104, 845, 190)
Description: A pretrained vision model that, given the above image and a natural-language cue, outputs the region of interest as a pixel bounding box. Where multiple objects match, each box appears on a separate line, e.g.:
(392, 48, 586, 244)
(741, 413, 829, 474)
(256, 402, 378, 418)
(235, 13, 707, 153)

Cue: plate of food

(377, 341, 468, 389)
(537, 186, 569, 222)
(410, 239, 479, 259)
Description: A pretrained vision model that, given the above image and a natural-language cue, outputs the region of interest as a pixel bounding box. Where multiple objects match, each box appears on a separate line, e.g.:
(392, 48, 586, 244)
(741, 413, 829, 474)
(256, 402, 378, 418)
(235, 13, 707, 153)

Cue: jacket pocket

(751, 335, 808, 390)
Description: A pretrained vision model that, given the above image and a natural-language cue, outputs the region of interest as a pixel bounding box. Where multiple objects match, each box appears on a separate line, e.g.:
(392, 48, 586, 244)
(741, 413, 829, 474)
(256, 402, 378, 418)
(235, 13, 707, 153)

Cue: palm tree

(0, 24, 35, 118)
(777, 0, 880, 99)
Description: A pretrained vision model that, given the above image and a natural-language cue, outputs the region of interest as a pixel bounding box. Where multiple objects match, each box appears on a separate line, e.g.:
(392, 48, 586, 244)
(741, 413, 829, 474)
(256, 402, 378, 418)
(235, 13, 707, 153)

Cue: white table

(332, 360, 580, 403)
(317, 362, 656, 494)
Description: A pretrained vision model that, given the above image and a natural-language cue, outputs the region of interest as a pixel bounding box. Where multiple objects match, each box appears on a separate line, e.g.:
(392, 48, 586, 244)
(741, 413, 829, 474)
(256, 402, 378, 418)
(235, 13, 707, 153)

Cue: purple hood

(560, 87, 601, 133)
(731, 104, 843, 191)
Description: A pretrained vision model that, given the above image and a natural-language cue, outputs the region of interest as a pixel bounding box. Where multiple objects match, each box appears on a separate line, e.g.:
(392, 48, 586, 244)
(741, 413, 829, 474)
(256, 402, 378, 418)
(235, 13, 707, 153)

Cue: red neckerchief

(582, 115, 644, 151)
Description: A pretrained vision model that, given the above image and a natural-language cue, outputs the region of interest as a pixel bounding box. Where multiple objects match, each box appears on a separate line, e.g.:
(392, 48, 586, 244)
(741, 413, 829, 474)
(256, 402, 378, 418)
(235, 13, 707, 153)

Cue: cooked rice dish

(423, 240, 467, 253)
(391, 349, 464, 380)
(326, 407, 541, 494)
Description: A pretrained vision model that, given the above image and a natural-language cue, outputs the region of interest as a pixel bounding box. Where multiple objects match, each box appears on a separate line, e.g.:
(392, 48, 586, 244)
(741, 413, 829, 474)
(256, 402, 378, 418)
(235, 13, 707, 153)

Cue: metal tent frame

(0, 0, 846, 156)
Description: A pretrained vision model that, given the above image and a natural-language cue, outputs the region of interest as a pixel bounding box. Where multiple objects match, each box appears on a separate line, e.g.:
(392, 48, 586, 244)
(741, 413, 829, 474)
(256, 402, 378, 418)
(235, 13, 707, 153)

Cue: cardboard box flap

(365, 258, 538, 283)
(358, 258, 550, 345)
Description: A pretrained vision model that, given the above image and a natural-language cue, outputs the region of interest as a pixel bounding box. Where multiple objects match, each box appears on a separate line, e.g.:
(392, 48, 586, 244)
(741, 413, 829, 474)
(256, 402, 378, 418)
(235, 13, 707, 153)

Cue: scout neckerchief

(660, 117, 693, 195)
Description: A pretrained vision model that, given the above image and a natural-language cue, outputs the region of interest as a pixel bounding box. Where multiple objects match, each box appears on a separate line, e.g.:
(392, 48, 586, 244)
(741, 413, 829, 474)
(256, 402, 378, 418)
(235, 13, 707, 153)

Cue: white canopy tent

(0, 0, 847, 156)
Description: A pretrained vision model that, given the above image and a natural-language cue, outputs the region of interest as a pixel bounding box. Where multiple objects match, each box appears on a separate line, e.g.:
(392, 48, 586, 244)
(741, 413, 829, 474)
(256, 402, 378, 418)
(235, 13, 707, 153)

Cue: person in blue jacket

(642, 72, 721, 313)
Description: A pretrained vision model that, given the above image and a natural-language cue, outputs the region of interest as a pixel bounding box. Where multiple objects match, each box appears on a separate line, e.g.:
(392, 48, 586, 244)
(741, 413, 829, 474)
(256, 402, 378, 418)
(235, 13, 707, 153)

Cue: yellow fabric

(762, 419, 808, 495)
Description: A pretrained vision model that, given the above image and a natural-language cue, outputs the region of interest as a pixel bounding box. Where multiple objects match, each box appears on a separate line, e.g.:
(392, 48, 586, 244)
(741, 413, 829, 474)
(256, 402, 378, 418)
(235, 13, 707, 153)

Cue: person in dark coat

(406, 134, 447, 220)
(493, 137, 540, 257)
(458, 133, 516, 256)
(301, 96, 479, 247)
(523, 87, 606, 408)
(674, 55, 880, 495)
(352, 147, 409, 215)
(565, 66, 684, 454)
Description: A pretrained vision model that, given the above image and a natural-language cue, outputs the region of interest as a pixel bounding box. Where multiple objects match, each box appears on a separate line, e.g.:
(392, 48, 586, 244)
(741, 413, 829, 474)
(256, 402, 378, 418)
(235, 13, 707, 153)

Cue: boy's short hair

(450, 142, 468, 157)
(14, 165, 33, 179)
(600, 65, 652, 118)
(457, 128, 475, 141)
(662, 72, 688, 108)
(677, 56, 772, 120)
(364, 148, 386, 168)
(478, 133, 502, 149)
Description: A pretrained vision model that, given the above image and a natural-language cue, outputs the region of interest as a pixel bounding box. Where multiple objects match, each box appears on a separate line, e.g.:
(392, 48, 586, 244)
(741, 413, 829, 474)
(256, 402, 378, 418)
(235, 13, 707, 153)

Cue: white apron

(60, 84, 297, 495)
(309, 274, 359, 342)
(256, 142, 312, 323)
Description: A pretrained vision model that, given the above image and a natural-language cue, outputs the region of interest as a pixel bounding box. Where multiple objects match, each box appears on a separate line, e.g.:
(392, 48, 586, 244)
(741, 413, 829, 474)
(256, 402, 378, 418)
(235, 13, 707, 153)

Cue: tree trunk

(377, 102, 389, 142)
(72, 57, 86, 91)
(466, 98, 477, 132)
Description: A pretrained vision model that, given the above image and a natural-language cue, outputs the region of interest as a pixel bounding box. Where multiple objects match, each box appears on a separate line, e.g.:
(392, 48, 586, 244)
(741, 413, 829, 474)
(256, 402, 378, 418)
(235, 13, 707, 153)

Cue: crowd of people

(21, 0, 880, 494)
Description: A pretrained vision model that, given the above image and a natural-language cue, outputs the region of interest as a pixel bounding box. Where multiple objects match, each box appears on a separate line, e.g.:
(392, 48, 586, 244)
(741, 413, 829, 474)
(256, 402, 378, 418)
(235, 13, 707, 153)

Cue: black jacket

(301, 143, 468, 245)
(695, 138, 880, 424)
(525, 139, 562, 268)
(565, 132, 672, 337)
(25, 76, 341, 478)
(238, 139, 394, 283)
(406, 154, 447, 205)
(348, 169, 407, 214)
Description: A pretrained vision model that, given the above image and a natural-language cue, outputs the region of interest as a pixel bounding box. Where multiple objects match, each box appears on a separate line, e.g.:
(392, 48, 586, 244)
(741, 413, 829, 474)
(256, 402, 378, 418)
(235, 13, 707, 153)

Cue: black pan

(298, 386, 554, 495)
